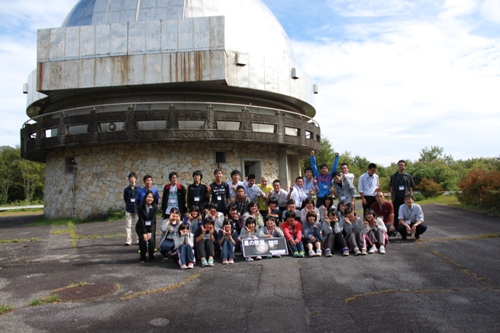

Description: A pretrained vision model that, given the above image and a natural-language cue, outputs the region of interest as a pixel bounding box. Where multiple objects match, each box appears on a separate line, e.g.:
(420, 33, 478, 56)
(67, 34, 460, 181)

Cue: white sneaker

(245, 257, 253, 262)
(368, 246, 376, 254)
(379, 245, 386, 254)
(354, 248, 361, 256)
(180, 264, 187, 270)
(315, 249, 322, 256)
(255, 256, 262, 260)
(308, 250, 315, 257)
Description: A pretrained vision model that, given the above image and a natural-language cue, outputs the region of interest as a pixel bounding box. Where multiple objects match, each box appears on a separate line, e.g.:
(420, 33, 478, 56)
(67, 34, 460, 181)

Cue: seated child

(302, 211, 323, 257)
(257, 216, 284, 259)
(281, 210, 305, 258)
(239, 217, 261, 261)
(322, 207, 349, 257)
(173, 224, 195, 269)
(217, 219, 238, 264)
(364, 209, 388, 254)
(343, 206, 367, 256)
(159, 207, 181, 259)
(183, 205, 203, 234)
(194, 217, 216, 267)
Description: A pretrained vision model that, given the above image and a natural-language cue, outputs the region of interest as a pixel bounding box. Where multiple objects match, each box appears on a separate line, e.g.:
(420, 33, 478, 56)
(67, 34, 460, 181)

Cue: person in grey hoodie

(343, 206, 367, 256)
(331, 171, 356, 209)
(321, 207, 349, 257)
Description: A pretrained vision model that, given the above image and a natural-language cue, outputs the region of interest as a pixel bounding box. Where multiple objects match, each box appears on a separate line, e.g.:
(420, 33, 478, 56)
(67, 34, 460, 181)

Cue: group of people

(123, 152, 427, 269)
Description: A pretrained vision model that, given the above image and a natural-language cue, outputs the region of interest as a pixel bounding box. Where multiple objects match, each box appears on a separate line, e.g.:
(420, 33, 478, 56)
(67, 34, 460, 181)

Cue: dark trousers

(196, 239, 215, 259)
(397, 222, 427, 239)
(138, 235, 155, 261)
(362, 196, 377, 216)
(392, 197, 405, 229)
(324, 232, 347, 252)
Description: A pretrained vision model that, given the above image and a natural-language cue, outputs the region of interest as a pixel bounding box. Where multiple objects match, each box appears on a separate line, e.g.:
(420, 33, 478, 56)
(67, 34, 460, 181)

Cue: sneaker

(354, 248, 361, 256)
(275, 255, 281, 258)
(299, 251, 305, 257)
(379, 245, 386, 254)
(316, 249, 322, 256)
(201, 258, 208, 267)
(207, 258, 214, 267)
(266, 256, 272, 259)
(139, 258, 145, 263)
(361, 248, 367, 255)
(245, 257, 254, 262)
(255, 256, 262, 260)
(180, 264, 187, 270)
(228, 258, 234, 264)
(293, 251, 299, 258)
(325, 249, 332, 257)
(415, 234, 420, 239)
(308, 250, 315, 257)
(342, 248, 350, 256)
(222, 258, 228, 265)
(368, 246, 376, 254)
(392, 231, 398, 237)
(188, 262, 194, 269)
(124, 243, 131, 246)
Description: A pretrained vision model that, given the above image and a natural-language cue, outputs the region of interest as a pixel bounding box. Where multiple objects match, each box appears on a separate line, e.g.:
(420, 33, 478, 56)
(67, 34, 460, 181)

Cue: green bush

(416, 177, 442, 198)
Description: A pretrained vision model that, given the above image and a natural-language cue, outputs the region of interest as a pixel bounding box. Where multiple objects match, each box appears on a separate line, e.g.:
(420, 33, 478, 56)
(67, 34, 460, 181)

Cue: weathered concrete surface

(0, 204, 499, 332)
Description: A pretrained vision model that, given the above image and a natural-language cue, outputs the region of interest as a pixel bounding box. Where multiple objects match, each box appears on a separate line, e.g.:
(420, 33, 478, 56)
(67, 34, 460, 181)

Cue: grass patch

(29, 294, 61, 306)
(0, 237, 39, 244)
(418, 194, 500, 216)
(0, 305, 13, 315)
(67, 282, 93, 288)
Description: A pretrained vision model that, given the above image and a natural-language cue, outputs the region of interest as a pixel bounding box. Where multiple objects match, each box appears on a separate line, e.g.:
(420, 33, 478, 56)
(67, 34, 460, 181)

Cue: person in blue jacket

(310, 151, 339, 208)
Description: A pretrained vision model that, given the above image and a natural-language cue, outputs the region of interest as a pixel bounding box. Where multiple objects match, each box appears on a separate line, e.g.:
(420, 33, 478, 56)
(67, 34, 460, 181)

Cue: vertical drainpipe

(72, 159, 77, 220)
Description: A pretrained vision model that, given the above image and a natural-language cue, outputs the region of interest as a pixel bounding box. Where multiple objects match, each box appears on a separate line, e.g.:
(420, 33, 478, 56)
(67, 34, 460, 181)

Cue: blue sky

(1, 0, 499, 165)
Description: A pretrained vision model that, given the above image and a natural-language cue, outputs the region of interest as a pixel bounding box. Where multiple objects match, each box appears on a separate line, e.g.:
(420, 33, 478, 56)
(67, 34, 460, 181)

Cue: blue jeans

(288, 237, 304, 253)
(160, 239, 175, 256)
(220, 239, 236, 259)
(176, 244, 195, 266)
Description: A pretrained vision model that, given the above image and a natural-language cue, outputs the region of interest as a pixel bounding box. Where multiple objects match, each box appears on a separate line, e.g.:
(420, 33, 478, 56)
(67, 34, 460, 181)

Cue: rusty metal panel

(127, 54, 145, 85)
(145, 20, 161, 52)
(62, 60, 78, 89)
(49, 28, 66, 61)
(177, 19, 193, 51)
(95, 57, 112, 86)
(110, 56, 125, 86)
(110, 23, 127, 55)
(80, 25, 96, 58)
(37, 29, 51, 62)
(193, 17, 210, 50)
(161, 53, 172, 83)
(144, 54, 162, 84)
(128, 21, 146, 54)
(95, 24, 111, 55)
(64, 26, 80, 59)
(209, 50, 225, 81)
(161, 19, 178, 52)
(79, 58, 96, 88)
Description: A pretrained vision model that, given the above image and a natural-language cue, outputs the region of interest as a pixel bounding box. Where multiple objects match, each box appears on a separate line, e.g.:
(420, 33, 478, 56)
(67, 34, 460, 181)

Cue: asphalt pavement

(0, 204, 499, 333)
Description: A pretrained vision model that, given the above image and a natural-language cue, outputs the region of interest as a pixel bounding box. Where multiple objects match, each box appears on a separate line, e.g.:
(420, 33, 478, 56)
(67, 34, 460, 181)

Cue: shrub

(415, 177, 442, 198)
(458, 169, 500, 211)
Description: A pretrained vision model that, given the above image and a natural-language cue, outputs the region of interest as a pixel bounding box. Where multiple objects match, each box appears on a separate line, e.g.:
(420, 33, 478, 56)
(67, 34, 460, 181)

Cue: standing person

(282, 210, 305, 258)
(287, 176, 309, 209)
(257, 177, 273, 218)
(187, 170, 208, 213)
(318, 194, 335, 225)
(300, 198, 320, 224)
(268, 179, 288, 213)
(135, 174, 160, 207)
(161, 172, 187, 219)
(310, 151, 339, 208)
(371, 192, 396, 236)
(389, 160, 415, 220)
(207, 168, 231, 215)
(340, 163, 355, 183)
(244, 174, 265, 203)
(358, 163, 380, 216)
(397, 195, 427, 240)
(331, 171, 356, 209)
(230, 185, 251, 216)
(303, 166, 317, 200)
(173, 224, 195, 269)
(227, 169, 244, 199)
(123, 172, 141, 246)
(136, 191, 157, 263)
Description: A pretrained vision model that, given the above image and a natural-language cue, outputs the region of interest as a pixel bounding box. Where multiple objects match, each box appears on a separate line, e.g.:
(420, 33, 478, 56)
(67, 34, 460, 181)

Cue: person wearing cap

(331, 171, 356, 209)
(160, 171, 187, 219)
(187, 170, 208, 213)
(227, 169, 244, 199)
(123, 172, 141, 246)
(310, 150, 339, 208)
(258, 216, 284, 259)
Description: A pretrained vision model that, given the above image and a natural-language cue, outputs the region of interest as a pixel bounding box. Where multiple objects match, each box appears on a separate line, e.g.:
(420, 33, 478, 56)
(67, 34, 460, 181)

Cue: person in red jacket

(281, 210, 305, 257)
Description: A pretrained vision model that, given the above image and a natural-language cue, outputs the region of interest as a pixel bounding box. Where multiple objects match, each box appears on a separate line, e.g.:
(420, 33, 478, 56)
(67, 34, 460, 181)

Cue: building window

(285, 127, 300, 136)
(100, 122, 124, 132)
(137, 121, 166, 130)
(46, 128, 58, 138)
(67, 125, 88, 135)
(178, 120, 206, 129)
(252, 123, 276, 133)
(217, 121, 241, 131)
(65, 157, 75, 174)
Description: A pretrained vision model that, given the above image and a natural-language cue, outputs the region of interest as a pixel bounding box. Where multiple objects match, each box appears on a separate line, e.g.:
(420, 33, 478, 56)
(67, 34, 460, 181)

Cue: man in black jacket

(187, 170, 209, 213)
(123, 172, 141, 246)
(161, 172, 187, 219)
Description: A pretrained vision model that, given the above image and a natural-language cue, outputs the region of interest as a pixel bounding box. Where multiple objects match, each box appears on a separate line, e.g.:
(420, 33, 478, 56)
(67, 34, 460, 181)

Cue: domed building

(21, 0, 321, 218)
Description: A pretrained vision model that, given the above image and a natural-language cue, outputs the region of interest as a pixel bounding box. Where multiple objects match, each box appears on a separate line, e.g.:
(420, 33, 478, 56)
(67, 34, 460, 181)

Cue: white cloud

(479, 0, 500, 23)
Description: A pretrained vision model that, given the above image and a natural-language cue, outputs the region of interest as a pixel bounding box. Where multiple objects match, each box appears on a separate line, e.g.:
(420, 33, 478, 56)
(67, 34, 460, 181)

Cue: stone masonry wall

(44, 142, 280, 218)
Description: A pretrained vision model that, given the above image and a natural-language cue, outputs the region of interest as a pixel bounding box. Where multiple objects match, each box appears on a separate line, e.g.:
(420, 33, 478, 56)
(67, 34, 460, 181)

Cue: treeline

(302, 139, 500, 211)
(0, 146, 45, 205)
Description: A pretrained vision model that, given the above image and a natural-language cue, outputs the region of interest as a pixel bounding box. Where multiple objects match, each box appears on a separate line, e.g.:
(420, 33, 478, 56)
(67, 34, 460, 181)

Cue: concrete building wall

(44, 142, 282, 218)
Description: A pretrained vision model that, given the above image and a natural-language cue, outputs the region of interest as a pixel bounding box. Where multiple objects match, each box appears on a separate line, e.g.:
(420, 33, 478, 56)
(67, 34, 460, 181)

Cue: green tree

(16, 159, 45, 203)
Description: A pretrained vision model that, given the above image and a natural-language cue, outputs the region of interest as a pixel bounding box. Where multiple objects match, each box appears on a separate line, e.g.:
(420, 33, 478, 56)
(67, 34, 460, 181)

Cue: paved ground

(0, 204, 499, 333)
